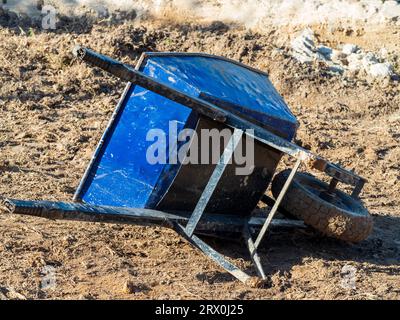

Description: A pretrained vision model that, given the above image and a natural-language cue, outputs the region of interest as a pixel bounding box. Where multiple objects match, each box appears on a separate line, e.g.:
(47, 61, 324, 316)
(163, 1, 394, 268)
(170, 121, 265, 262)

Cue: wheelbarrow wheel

(271, 169, 373, 243)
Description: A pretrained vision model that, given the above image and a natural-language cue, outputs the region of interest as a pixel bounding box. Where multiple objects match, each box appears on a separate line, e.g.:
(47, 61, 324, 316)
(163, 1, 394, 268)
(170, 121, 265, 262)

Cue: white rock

(331, 49, 348, 64)
(342, 44, 359, 55)
(291, 29, 317, 63)
(290, 27, 396, 82)
(300, 28, 316, 40)
(347, 52, 364, 71)
(362, 52, 379, 67)
(379, 47, 389, 59)
(348, 52, 363, 61)
(368, 63, 394, 77)
(348, 62, 363, 72)
(379, 0, 400, 21)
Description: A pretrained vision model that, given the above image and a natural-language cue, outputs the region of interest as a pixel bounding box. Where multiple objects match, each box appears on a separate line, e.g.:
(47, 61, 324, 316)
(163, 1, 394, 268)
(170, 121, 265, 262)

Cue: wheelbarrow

(2, 47, 373, 286)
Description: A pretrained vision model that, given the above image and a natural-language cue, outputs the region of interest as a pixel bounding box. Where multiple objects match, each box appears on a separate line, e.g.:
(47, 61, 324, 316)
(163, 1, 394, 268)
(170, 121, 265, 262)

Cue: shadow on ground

(195, 213, 400, 285)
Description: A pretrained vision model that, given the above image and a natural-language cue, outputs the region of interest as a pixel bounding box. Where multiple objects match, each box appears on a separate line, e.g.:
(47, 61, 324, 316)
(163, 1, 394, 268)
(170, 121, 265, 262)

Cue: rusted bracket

(306, 155, 367, 198)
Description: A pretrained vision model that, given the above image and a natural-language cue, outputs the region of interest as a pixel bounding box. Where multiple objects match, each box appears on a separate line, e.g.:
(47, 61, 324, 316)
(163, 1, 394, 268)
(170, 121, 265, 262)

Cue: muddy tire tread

(271, 170, 373, 243)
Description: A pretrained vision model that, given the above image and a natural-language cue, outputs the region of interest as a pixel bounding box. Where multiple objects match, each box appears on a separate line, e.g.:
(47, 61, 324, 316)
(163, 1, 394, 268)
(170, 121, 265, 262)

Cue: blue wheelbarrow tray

(73, 52, 298, 215)
(3, 48, 367, 285)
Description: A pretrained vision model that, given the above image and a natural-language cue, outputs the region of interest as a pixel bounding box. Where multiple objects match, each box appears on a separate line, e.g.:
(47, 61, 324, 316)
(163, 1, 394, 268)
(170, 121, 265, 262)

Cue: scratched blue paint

(145, 55, 298, 136)
(78, 54, 298, 208)
(80, 85, 192, 208)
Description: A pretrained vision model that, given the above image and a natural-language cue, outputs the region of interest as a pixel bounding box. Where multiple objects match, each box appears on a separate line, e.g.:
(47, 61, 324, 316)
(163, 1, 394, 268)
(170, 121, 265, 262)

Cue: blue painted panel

(146, 55, 298, 139)
(81, 84, 193, 207)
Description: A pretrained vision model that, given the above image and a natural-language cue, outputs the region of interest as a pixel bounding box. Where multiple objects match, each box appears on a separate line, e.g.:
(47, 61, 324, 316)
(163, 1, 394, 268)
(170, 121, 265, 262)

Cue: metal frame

(70, 48, 307, 282)
(2, 198, 305, 235)
(185, 128, 244, 237)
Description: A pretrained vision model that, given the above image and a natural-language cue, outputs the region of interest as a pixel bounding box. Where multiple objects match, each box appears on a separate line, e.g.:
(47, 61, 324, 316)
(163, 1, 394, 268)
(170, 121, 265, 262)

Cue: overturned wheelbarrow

(2, 47, 373, 285)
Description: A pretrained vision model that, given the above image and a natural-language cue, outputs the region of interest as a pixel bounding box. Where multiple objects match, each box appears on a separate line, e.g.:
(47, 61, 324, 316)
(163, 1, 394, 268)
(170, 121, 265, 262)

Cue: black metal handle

(73, 46, 227, 123)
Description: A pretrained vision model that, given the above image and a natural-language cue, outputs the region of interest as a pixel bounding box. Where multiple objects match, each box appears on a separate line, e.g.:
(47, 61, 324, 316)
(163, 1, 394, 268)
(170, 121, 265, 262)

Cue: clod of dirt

(122, 280, 150, 294)
(79, 293, 95, 300)
(122, 280, 136, 294)
(246, 276, 271, 289)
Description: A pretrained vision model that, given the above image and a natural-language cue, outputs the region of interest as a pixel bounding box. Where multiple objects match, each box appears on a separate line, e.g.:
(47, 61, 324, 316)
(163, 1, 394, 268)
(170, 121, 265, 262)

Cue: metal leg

(179, 128, 259, 284)
(243, 222, 266, 280)
(174, 223, 252, 284)
(351, 179, 365, 198)
(252, 158, 302, 252)
(185, 128, 243, 237)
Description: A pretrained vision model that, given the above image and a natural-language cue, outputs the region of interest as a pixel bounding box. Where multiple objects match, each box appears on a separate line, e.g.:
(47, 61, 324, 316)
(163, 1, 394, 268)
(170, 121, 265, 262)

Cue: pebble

(122, 280, 136, 294)
(342, 44, 359, 55)
(368, 63, 394, 78)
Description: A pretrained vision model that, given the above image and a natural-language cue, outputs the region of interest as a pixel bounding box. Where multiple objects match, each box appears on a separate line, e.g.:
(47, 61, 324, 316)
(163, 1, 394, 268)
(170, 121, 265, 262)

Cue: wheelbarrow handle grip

(73, 46, 111, 71)
(73, 46, 136, 81)
(72, 46, 228, 123)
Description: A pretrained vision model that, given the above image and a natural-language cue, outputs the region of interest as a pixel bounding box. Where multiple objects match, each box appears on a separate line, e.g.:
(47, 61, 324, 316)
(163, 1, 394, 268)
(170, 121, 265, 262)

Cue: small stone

(342, 44, 359, 55)
(362, 52, 379, 67)
(368, 63, 394, 78)
(379, 47, 389, 59)
(122, 280, 136, 294)
(291, 28, 316, 63)
(380, 0, 400, 21)
(149, 280, 159, 287)
(79, 294, 94, 300)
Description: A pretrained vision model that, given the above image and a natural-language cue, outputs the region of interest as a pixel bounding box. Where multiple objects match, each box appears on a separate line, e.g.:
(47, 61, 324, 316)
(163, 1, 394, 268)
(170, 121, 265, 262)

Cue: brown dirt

(0, 17, 399, 300)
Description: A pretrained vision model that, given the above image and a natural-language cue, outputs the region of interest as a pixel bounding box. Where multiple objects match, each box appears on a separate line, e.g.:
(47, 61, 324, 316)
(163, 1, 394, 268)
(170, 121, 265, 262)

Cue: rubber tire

(271, 169, 373, 243)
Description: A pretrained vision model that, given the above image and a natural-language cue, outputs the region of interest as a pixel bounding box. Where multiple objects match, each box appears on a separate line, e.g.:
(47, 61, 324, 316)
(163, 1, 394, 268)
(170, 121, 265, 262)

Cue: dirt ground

(0, 14, 399, 300)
